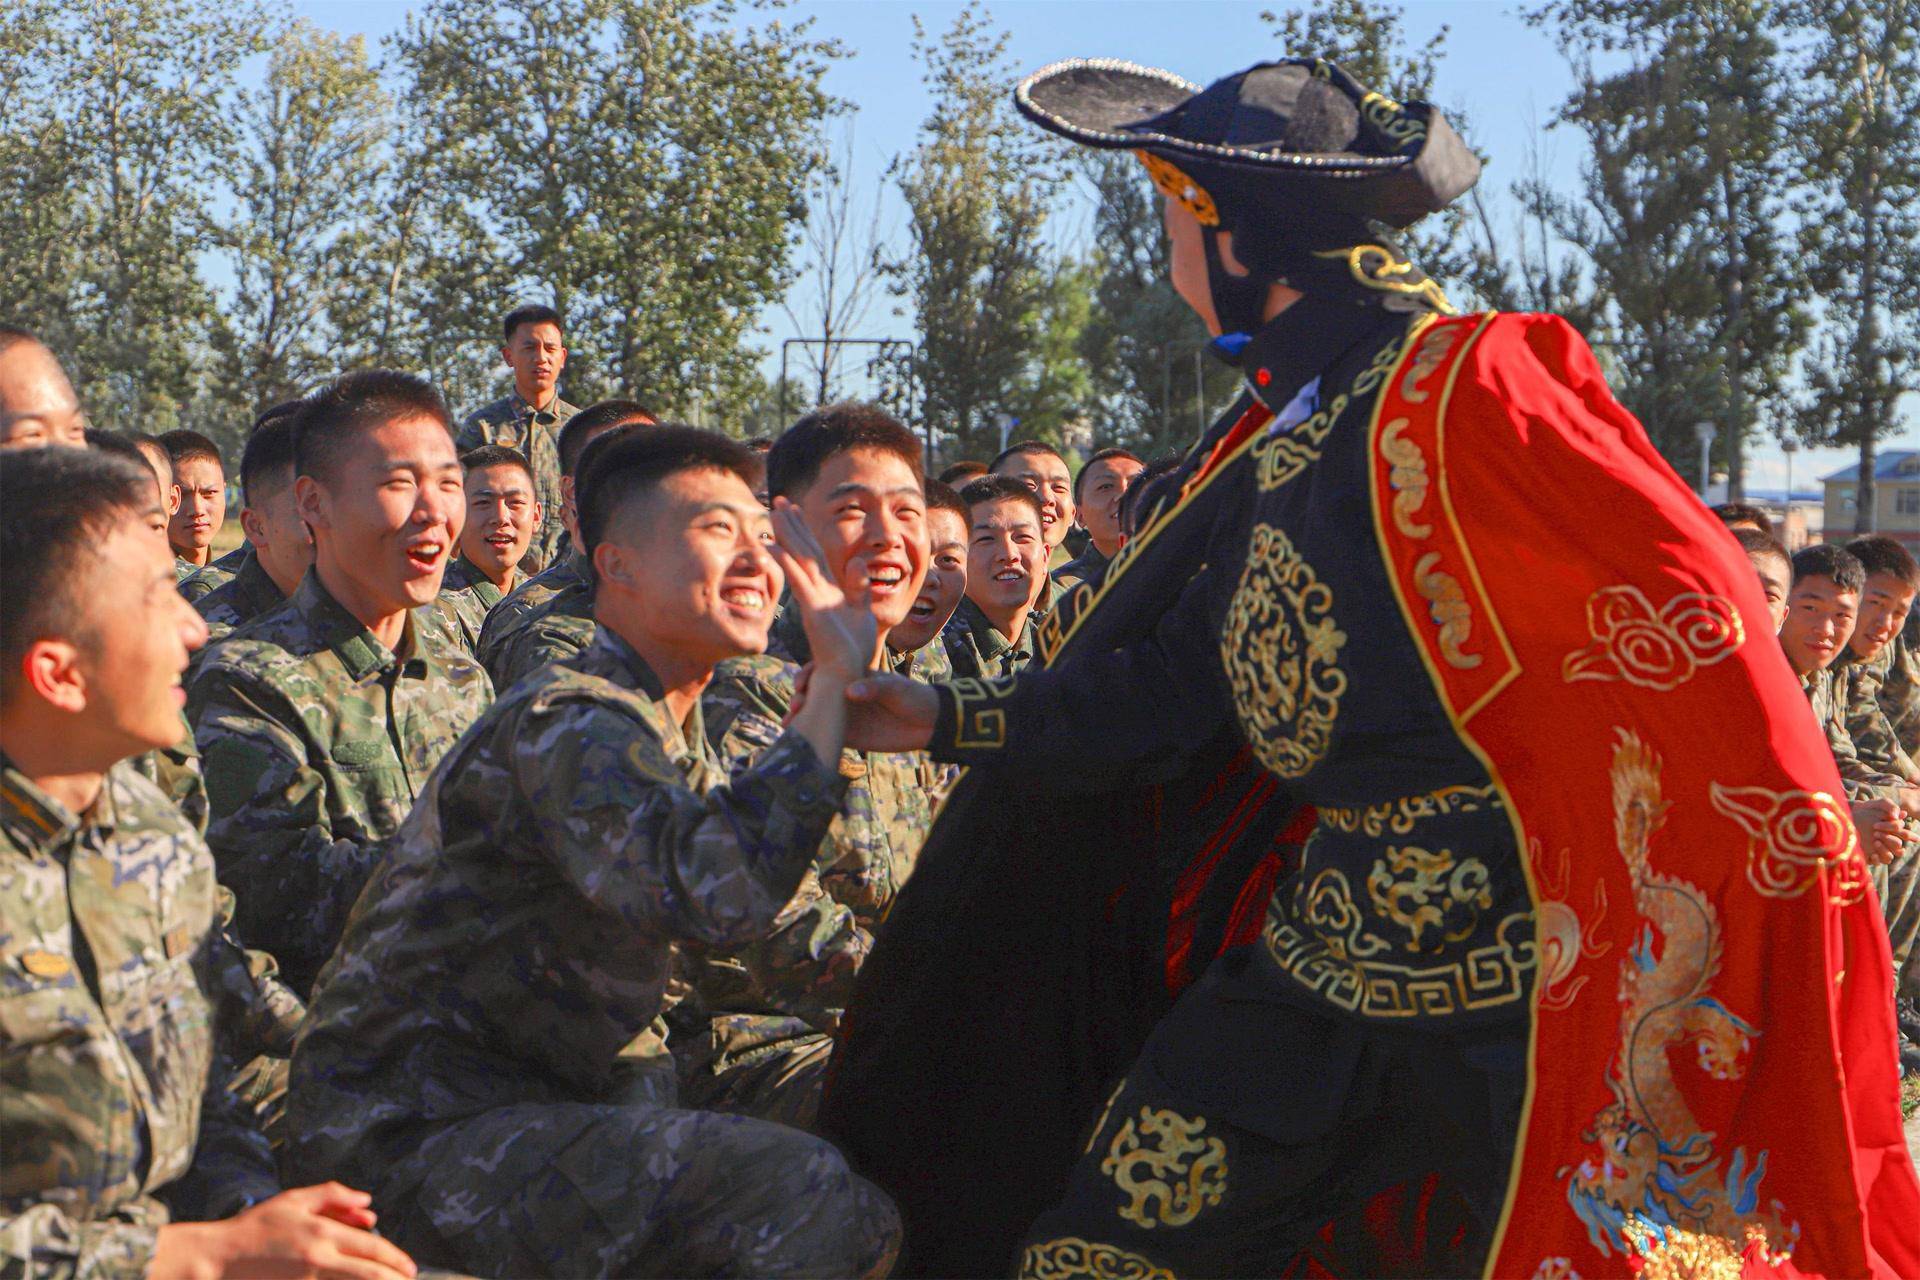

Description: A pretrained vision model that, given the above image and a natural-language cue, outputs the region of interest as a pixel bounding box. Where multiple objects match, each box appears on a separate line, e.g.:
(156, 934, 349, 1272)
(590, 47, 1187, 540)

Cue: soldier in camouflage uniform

(474, 411, 649, 687)
(437, 444, 541, 654)
(285, 427, 898, 1279)
(942, 474, 1051, 679)
(180, 547, 246, 604)
(991, 440, 1076, 564)
(0, 446, 413, 1280)
(159, 429, 227, 580)
(1054, 447, 1143, 591)
(190, 372, 491, 997)
(190, 407, 314, 652)
(686, 404, 941, 1127)
(454, 305, 578, 573)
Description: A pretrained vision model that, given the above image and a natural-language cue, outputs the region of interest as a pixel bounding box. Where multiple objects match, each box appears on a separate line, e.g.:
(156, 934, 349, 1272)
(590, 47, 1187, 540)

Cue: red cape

(1369, 312, 1919, 1277)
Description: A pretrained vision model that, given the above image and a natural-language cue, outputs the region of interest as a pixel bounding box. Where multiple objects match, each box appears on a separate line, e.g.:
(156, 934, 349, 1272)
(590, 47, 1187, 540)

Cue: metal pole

(778, 341, 792, 426)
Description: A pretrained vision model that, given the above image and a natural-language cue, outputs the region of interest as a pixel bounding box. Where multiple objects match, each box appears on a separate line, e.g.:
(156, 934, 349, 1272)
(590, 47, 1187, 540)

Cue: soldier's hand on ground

(150, 1182, 418, 1280)
(768, 497, 876, 687)
(844, 674, 939, 752)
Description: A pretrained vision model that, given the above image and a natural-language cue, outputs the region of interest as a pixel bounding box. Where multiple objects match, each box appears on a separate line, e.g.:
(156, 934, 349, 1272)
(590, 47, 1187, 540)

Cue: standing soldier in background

(456, 304, 577, 573)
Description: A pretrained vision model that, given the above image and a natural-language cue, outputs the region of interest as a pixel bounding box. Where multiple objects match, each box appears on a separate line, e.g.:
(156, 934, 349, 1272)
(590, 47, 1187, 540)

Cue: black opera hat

(1015, 57, 1479, 309)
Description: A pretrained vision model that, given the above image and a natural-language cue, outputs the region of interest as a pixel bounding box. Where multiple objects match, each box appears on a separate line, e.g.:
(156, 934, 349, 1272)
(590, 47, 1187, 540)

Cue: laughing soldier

(821, 57, 1920, 1278)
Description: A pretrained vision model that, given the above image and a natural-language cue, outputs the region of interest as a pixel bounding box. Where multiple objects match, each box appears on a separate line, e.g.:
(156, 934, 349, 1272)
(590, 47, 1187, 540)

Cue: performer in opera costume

(817, 55, 1920, 1279)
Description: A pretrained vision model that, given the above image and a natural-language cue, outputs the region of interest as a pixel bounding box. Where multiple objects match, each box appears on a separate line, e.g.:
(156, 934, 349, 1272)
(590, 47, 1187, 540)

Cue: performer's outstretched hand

(807, 672, 936, 752)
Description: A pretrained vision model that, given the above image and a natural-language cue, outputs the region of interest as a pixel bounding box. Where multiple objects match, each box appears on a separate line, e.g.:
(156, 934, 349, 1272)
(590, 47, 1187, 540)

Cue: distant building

(1703, 480, 1823, 551)
(1822, 452, 1920, 547)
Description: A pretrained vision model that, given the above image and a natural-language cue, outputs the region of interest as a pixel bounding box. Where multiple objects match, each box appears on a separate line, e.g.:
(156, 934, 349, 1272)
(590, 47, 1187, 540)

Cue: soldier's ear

(20, 638, 88, 715)
(594, 540, 634, 590)
(294, 474, 327, 534)
(500, 345, 513, 369)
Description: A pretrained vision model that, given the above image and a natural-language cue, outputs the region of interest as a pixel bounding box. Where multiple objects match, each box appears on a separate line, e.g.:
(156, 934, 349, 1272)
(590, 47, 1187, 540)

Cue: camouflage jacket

(192, 550, 286, 654)
(476, 563, 594, 693)
(179, 545, 248, 605)
(172, 556, 199, 585)
(455, 391, 577, 573)
(282, 628, 848, 1192)
(435, 555, 508, 657)
(187, 571, 492, 996)
(684, 612, 940, 1069)
(1052, 543, 1110, 593)
(1838, 648, 1920, 785)
(475, 553, 589, 683)
(1806, 665, 1908, 804)
(941, 595, 1035, 681)
(1877, 612, 1920, 761)
(0, 759, 281, 1279)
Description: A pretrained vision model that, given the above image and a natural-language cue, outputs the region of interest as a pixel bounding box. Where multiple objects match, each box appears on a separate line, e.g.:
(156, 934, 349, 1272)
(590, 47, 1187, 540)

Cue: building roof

(1822, 450, 1920, 484)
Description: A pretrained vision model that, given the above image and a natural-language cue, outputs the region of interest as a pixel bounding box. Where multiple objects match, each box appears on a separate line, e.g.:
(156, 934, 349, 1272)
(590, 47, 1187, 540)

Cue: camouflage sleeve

(453, 409, 489, 455)
(1826, 712, 1907, 804)
(128, 716, 209, 835)
(189, 668, 381, 990)
(491, 616, 592, 693)
(211, 885, 306, 1061)
(703, 664, 868, 1026)
(519, 697, 848, 950)
(1845, 663, 1920, 785)
(0, 1205, 159, 1280)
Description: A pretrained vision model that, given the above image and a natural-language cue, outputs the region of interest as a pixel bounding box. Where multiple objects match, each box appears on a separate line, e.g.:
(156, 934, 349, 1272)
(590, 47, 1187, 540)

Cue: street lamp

(994, 411, 1017, 455)
(1693, 421, 1716, 498)
(1781, 437, 1799, 503)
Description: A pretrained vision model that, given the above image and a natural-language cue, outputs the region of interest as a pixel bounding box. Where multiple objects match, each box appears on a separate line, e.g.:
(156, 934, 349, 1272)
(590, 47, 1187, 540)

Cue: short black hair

(959, 473, 1043, 523)
(559, 400, 654, 478)
(240, 408, 301, 506)
(1073, 447, 1143, 503)
(1711, 502, 1775, 538)
(1734, 526, 1789, 571)
(84, 428, 153, 473)
(157, 428, 222, 471)
(1792, 542, 1865, 593)
(1119, 454, 1183, 537)
(939, 460, 988, 486)
(576, 424, 759, 561)
(1, 448, 154, 701)
(502, 304, 564, 344)
(292, 369, 453, 484)
(251, 398, 304, 437)
(1845, 535, 1920, 591)
(989, 440, 1065, 474)
(461, 444, 535, 487)
(127, 433, 173, 485)
(924, 478, 968, 525)
(767, 401, 924, 501)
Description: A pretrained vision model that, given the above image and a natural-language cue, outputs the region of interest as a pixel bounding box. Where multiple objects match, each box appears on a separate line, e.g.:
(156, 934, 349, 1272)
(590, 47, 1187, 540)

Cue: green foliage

(886, 3, 1055, 462)
(1786, 0, 1920, 529)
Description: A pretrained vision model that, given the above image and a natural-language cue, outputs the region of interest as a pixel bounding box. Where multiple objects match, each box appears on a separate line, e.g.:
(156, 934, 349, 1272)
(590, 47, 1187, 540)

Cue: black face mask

(1203, 228, 1277, 340)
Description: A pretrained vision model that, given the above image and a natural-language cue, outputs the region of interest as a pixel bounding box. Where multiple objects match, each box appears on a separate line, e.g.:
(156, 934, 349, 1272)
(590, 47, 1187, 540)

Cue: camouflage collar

(578, 628, 711, 770)
(0, 755, 129, 854)
(231, 551, 286, 616)
(954, 595, 1029, 661)
(293, 570, 441, 682)
(444, 554, 508, 607)
(509, 389, 570, 425)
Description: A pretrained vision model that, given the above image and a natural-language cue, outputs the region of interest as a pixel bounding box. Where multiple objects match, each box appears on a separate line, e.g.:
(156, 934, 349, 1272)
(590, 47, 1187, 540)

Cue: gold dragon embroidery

(1561, 730, 1798, 1262)
(1019, 1238, 1175, 1280)
(1100, 1107, 1228, 1230)
(1365, 844, 1493, 954)
(1221, 525, 1347, 779)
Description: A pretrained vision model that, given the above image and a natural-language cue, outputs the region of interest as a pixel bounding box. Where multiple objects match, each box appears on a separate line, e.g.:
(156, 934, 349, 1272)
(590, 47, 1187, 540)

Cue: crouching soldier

(284, 426, 899, 1278)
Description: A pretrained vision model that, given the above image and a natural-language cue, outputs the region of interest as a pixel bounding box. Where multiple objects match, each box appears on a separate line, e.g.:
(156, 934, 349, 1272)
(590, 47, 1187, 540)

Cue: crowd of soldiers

(0, 307, 1191, 1278)
(6, 290, 1920, 1278)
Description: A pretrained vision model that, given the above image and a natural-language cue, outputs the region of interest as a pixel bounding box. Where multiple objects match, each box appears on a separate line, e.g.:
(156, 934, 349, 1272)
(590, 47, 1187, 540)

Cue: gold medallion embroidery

(1379, 418, 1432, 537)
(1100, 1108, 1227, 1230)
(1018, 1238, 1175, 1280)
(1365, 844, 1493, 954)
(1221, 525, 1346, 779)
(1562, 586, 1744, 691)
(1562, 732, 1798, 1261)
(1414, 552, 1480, 669)
(1134, 150, 1218, 227)
(1708, 782, 1869, 905)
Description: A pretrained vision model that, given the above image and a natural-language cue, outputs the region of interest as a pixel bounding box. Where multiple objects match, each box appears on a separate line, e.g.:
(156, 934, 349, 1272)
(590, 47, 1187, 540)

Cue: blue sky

(288, 0, 1902, 492)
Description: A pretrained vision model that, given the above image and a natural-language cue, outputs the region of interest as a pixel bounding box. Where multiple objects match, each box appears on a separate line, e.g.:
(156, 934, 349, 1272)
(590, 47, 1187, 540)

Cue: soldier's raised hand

(767, 497, 878, 686)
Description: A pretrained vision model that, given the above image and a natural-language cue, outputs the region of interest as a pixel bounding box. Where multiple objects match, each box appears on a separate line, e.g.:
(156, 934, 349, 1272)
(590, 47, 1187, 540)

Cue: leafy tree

(1528, 0, 1807, 493)
(0, 0, 276, 433)
(389, 0, 839, 417)
(1787, 0, 1920, 530)
(214, 21, 389, 415)
(887, 3, 1053, 461)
